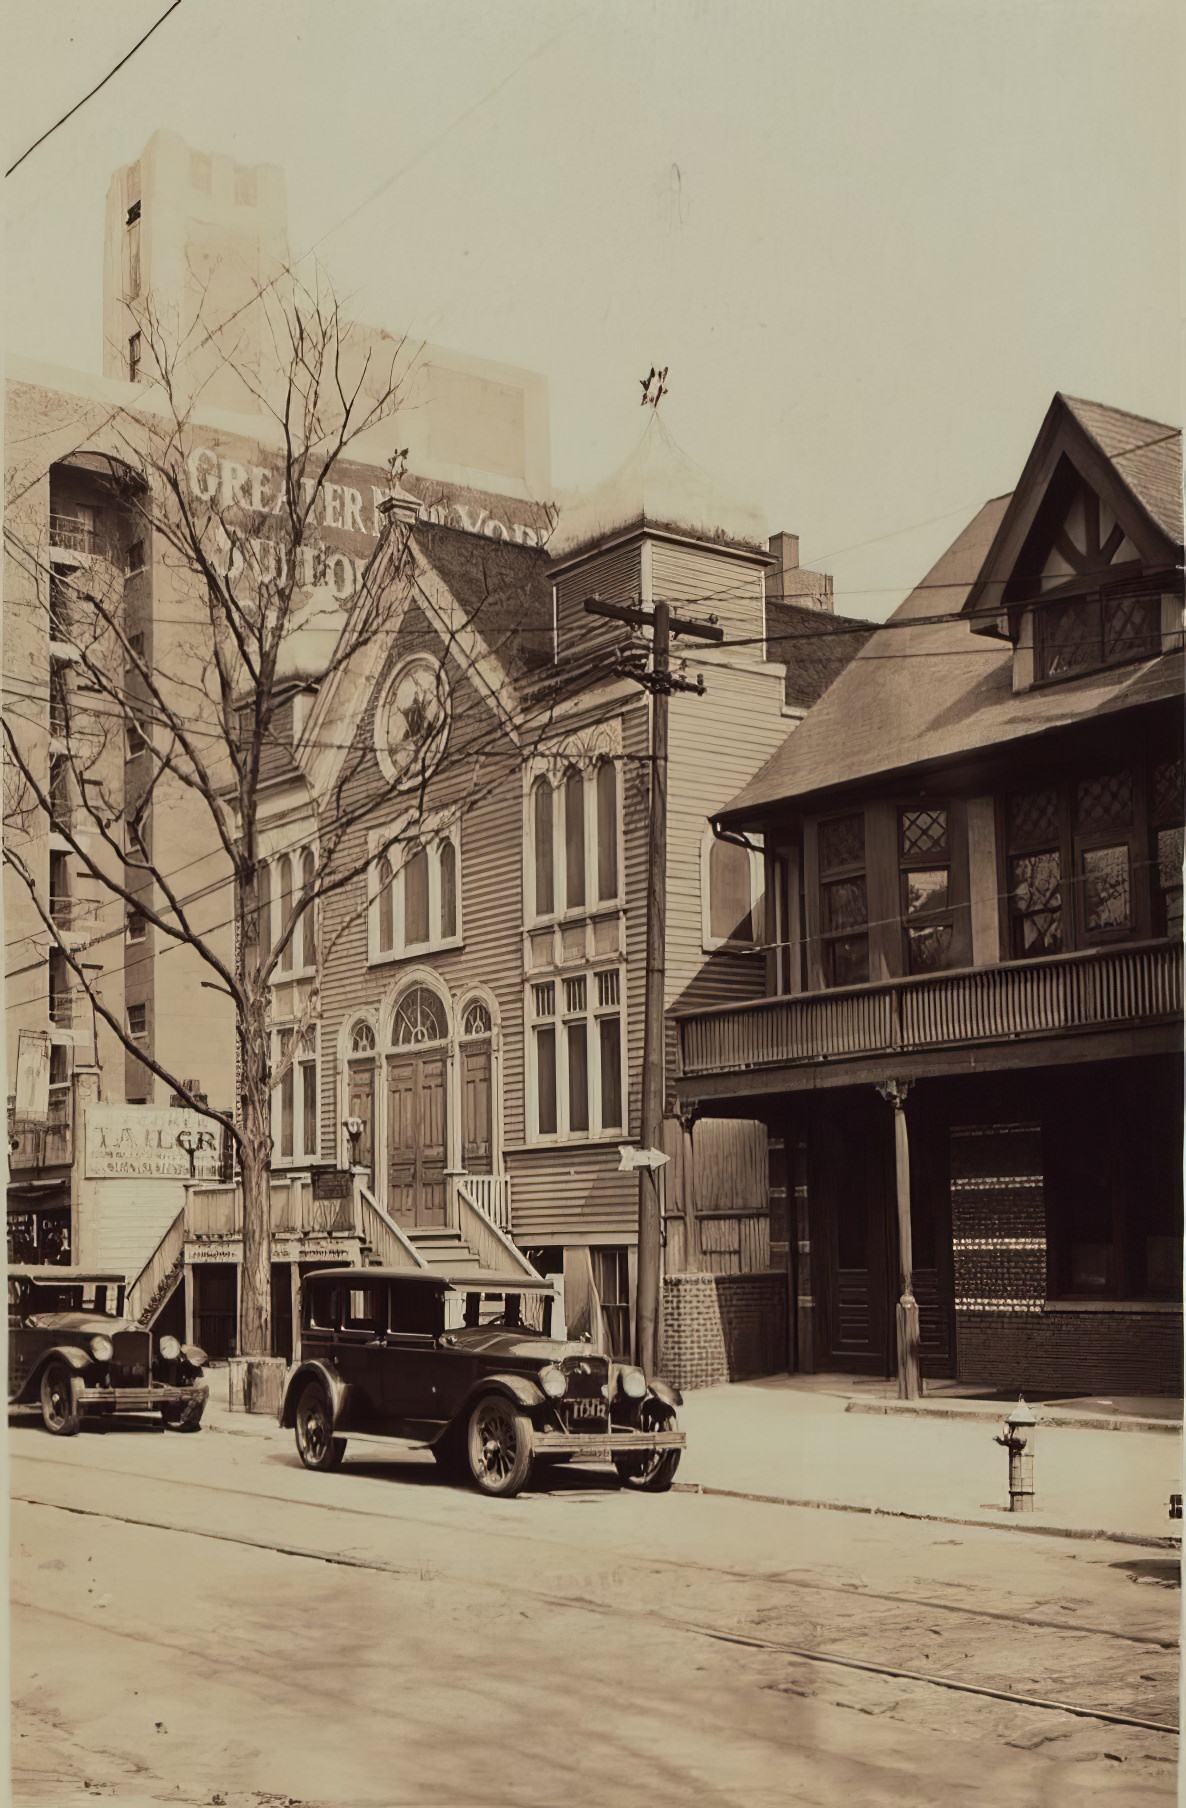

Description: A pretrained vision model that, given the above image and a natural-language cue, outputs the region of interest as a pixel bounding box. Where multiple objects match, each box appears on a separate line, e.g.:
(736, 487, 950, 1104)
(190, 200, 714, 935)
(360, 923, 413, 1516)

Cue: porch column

(290, 1261, 302, 1363)
(183, 1262, 195, 1347)
(878, 1078, 920, 1400)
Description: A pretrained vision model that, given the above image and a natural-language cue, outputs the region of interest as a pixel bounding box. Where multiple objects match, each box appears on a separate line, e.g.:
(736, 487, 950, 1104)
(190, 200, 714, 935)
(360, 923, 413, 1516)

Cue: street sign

(617, 1145, 670, 1173)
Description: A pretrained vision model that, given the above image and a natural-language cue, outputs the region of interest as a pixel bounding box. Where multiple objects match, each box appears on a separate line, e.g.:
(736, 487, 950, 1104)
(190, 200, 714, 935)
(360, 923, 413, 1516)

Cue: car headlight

(89, 1334, 113, 1362)
(539, 1364, 567, 1399)
(181, 1343, 207, 1368)
(620, 1367, 647, 1399)
(158, 1335, 181, 1361)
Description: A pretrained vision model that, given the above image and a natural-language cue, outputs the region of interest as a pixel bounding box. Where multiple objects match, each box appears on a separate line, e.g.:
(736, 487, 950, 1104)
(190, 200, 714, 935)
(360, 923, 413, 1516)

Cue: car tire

(614, 1400, 681, 1493)
(465, 1393, 534, 1497)
(294, 1380, 345, 1472)
(160, 1396, 206, 1432)
(40, 1362, 82, 1437)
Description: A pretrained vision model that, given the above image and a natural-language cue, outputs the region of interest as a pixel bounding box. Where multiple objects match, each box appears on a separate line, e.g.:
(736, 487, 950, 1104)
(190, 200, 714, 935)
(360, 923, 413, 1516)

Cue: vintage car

(8, 1268, 208, 1435)
(279, 1267, 685, 1498)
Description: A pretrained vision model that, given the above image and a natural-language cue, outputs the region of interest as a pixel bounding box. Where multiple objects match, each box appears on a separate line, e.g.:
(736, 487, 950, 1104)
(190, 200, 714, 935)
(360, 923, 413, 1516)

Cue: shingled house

(674, 395, 1184, 1395)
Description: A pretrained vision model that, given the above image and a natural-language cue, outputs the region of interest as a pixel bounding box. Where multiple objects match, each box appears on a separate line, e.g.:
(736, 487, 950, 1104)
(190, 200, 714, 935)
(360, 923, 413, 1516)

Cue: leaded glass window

(1009, 852, 1063, 955)
(1080, 845, 1132, 934)
(817, 813, 868, 987)
(899, 805, 956, 975)
(393, 986, 448, 1046)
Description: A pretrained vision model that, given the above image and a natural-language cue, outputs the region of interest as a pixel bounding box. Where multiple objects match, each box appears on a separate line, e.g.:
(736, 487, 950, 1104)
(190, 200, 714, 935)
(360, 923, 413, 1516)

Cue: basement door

(387, 1053, 448, 1229)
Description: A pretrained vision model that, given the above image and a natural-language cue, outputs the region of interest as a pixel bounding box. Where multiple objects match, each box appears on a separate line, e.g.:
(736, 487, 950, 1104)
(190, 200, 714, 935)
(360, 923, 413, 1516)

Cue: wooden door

(809, 1091, 893, 1375)
(387, 1054, 448, 1228)
(461, 1042, 493, 1174)
(347, 1059, 375, 1188)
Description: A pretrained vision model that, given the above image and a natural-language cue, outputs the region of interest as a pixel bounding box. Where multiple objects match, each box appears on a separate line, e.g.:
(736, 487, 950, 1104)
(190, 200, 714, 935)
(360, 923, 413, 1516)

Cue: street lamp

(342, 1116, 364, 1167)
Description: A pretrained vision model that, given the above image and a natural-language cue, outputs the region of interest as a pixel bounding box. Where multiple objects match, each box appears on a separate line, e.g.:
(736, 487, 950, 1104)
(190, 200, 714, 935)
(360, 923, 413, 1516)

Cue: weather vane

(639, 366, 669, 409)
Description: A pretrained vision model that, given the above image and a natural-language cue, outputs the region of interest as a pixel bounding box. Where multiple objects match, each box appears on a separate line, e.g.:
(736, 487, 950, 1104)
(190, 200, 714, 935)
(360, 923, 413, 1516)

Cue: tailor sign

(85, 1106, 220, 1180)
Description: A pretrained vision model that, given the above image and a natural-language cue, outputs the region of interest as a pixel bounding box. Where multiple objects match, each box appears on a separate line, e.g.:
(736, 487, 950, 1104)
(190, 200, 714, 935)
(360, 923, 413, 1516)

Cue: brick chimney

(767, 531, 833, 613)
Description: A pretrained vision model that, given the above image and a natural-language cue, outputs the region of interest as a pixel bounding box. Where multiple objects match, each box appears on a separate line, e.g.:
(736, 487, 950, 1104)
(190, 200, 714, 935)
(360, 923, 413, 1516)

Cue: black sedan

(8, 1268, 208, 1435)
(279, 1267, 685, 1498)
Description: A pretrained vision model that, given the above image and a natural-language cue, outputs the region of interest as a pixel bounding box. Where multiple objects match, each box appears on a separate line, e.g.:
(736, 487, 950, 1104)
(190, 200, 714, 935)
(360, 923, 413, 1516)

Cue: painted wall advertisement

(85, 1106, 221, 1181)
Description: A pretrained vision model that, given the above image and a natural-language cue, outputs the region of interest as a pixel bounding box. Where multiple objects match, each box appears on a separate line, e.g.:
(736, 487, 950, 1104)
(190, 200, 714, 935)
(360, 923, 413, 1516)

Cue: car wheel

(614, 1400, 681, 1493)
(40, 1362, 82, 1437)
(160, 1396, 206, 1432)
(466, 1393, 534, 1497)
(294, 1380, 345, 1472)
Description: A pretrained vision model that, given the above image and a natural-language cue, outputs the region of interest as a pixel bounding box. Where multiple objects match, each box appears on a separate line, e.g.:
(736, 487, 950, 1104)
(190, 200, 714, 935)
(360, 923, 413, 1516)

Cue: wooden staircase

(409, 1227, 490, 1278)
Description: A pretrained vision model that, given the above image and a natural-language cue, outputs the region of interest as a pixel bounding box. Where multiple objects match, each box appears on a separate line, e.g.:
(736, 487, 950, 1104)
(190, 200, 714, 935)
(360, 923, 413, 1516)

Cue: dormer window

(1036, 585, 1161, 683)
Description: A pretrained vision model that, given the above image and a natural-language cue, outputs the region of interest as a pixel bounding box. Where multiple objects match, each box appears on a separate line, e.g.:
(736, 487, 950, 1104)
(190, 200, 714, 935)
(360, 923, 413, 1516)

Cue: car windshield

(10, 1277, 125, 1319)
(444, 1289, 553, 1334)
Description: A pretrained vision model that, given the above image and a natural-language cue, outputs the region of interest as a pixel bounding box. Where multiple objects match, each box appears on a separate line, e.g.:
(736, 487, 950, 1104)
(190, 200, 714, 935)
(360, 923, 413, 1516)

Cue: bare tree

(3, 270, 564, 1367)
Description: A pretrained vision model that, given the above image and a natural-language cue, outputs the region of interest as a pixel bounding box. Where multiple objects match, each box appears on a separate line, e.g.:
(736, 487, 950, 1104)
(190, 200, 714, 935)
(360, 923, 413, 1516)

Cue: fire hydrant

(994, 1397, 1037, 1512)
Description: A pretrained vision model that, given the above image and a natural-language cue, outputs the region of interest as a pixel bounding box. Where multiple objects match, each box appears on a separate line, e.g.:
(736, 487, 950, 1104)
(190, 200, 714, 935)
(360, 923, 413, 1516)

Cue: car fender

(15, 1344, 92, 1406)
(648, 1378, 682, 1411)
(278, 1359, 348, 1429)
(446, 1372, 546, 1433)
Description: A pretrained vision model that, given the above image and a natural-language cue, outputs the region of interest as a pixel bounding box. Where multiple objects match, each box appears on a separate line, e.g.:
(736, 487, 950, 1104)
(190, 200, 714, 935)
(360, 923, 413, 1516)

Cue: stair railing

(127, 1208, 187, 1324)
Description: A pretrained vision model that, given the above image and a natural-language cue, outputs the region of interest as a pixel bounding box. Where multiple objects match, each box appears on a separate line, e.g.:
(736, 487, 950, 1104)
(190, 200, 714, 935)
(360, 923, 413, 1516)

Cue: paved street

(9, 1410, 1179, 1808)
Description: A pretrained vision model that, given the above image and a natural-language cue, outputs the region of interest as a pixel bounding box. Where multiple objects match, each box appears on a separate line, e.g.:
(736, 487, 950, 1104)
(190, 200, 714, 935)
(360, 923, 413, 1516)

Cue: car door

(332, 1277, 388, 1427)
(382, 1280, 471, 1430)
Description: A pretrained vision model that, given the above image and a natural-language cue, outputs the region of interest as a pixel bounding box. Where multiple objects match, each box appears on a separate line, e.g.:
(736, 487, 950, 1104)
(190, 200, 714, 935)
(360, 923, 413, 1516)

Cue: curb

(844, 1400, 1182, 1436)
(670, 1481, 1181, 1550)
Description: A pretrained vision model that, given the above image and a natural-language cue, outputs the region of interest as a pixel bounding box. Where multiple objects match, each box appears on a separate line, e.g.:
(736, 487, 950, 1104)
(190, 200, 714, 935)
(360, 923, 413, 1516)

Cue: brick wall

(948, 1119, 1181, 1395)
(956, 1309, 1182, 1395)
(662, 1270, 788, 1391)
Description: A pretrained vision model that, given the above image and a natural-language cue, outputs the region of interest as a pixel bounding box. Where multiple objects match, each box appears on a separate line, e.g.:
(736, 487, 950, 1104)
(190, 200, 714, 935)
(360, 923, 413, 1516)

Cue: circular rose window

(375, 656, 450, 790)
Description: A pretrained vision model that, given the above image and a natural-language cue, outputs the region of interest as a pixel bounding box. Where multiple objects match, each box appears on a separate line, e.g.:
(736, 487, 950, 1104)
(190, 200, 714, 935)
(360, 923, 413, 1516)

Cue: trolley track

(12, 1444, 1176, 1651)
(13, 1478, 1179, 1740)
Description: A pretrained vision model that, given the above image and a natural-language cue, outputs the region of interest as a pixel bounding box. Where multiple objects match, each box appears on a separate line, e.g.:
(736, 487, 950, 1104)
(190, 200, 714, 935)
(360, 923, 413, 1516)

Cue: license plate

(568, 1398, 606, 1421)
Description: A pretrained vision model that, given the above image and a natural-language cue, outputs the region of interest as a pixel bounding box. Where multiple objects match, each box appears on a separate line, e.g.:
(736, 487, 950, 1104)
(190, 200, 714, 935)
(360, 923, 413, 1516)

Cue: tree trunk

(238, 1033, 273, 1358)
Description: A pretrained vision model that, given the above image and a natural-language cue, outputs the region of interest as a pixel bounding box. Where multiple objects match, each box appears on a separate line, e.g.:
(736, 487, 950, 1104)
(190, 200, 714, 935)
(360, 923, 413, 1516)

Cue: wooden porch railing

(183, 1174, 359, 1240)
(453, 1178, 536, 1278)
(357, 1185, 426, 1270)
(676, 939, 1183, 1079)
(127, 1209, 187, 1324)
(453, 1173, 512, 1235)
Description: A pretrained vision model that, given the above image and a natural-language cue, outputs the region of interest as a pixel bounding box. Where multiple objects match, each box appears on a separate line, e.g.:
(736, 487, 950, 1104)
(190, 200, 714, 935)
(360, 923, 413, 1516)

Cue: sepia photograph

(2, 2, 1182, 1803)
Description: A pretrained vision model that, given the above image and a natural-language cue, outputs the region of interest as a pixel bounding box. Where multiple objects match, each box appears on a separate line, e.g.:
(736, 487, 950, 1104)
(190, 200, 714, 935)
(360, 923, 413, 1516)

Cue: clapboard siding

(666, 658, 793, 1014)
(649, 540, 766, 647)
(555, 543, 642, 664)
(507, 1144, 638, 1243)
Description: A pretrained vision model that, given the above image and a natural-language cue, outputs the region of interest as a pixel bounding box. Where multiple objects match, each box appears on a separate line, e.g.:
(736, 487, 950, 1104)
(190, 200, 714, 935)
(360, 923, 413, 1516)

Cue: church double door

(386, 1053, 448, 1229)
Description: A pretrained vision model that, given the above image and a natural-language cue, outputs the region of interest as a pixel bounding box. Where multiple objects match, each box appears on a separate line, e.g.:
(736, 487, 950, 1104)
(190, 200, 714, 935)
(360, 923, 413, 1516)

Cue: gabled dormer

(961, 394, 1183, 693)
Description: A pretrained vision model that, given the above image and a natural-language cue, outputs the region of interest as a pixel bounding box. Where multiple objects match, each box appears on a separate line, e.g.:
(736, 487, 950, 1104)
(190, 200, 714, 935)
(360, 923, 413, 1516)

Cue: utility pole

(584, 592, 723, 1376)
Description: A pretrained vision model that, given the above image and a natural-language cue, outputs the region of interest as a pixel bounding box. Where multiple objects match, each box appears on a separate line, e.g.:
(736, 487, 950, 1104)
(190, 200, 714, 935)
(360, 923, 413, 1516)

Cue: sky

(2, 0, 1180, 621)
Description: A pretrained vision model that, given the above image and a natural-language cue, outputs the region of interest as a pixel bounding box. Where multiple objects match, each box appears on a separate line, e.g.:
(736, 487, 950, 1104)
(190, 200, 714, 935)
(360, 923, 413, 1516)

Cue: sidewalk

(675, 1375, 1184, 1546)
(202, 1366, 1184, 1546)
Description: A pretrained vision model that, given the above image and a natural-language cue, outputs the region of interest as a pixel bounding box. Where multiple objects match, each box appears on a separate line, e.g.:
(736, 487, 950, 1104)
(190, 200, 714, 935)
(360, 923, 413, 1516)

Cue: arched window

(392, 985, 448, 1046)
(461, 998, 492, 1038)
(300, 847, 317, 967)
(350, 1021, 377, 1055)
(439, 838, 457, 940)
(377, 853, 394, 953)
(532, 777, 554, 916)
(564, 768, 585, 909)
(277, 853, 293, 971)
(596, 760, 618, 901)
(404, 847, 430, 945)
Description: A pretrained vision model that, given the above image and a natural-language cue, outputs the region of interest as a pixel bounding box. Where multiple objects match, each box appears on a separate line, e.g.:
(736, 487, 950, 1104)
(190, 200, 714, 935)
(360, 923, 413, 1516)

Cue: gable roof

(1061, 396, 1183, 545)
(718, 491, 1183, 826)
(413, 522, 552, 678)
(962, 394, 1182, 624)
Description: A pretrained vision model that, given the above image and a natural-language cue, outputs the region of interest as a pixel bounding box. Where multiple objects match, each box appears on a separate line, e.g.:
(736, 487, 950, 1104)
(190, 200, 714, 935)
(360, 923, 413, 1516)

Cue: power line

(5, 2, 184, 179)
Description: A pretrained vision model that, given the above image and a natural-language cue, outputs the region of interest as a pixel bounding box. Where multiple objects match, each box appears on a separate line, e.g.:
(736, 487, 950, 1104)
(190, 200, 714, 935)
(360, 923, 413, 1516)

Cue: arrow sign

(617, 1145, 670, 1173)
